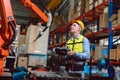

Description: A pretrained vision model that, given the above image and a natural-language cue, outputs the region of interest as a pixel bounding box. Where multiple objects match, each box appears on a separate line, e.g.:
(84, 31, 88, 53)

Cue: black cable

(2, 20, 16, 50)
(33, 0, 52, 42)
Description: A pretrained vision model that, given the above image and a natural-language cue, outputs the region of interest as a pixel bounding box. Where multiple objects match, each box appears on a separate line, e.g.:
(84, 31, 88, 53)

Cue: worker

(66, 20, 90, 77)
(67, 20, 90, 60)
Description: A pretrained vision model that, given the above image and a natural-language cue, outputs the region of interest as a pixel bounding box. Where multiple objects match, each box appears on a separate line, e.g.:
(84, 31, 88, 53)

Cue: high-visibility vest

(67, 35, 84, 53)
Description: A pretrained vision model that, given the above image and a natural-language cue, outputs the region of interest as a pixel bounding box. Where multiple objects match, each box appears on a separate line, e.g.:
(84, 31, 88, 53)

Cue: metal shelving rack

(50, 0, 109, 37)
(49, 0, 120, 48)
(49, 0, 120, 63)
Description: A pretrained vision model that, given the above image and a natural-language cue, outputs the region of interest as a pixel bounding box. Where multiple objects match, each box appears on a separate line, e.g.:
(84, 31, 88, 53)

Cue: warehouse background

(2, 0, 120, 79)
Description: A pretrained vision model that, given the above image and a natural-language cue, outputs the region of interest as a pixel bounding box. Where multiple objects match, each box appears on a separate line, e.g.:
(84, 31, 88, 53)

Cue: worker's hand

(67, 50, 75, 56)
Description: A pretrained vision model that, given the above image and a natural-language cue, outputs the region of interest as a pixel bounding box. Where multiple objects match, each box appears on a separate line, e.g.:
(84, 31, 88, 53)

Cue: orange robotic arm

(20, 0, 49, 23)
(0, 0, 50, 75)
(21, 0, 52, 42)
(0, 0, 16, 75)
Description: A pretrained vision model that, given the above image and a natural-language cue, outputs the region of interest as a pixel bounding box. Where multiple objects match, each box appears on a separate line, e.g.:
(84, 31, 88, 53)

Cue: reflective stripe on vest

(67, 35, 84, 53)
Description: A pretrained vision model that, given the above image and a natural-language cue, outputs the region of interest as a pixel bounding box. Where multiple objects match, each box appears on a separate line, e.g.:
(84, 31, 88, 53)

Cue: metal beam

(108, 0, 114, 64)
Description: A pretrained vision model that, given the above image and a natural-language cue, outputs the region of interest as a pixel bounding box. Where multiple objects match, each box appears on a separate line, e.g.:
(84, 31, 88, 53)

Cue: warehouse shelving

(49, 41, 66, 49)
(49, 25, 120, 49)
(48, 1, 120, 79)
(50, 0, 106, 47)
(49, 0, 120, 49)
(85, 25, 120, 40)
(50, 0, 109, 37)
(49, 0, 120, 63)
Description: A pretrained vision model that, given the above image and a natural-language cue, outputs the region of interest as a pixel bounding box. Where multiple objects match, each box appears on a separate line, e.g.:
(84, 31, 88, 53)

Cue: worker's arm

(74, 37, 90, 59)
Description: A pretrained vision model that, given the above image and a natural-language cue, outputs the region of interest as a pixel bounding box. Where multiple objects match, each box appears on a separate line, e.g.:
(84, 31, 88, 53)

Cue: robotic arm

(0, 0, 16, 75)
(0, 0, 51, 75)
(20, 0, 48, 23)
(20, 0, 52, 42)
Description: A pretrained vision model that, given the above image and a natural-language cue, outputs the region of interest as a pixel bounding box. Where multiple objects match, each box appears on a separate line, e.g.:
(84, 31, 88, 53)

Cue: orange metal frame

(0, 0, 16, 75)
(20, 0, 48, 23)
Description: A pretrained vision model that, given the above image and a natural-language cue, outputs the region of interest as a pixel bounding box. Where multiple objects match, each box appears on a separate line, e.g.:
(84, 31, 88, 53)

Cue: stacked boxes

(75, 0, 85, 15)
(116, 48, 120, 60)
(18, 34, 26, 47)
(118, 10, 120, 25)
(94, 46, 120, 60)
(68, 0, 85, 21)
(110, 49, 117, 60)
(26, 24, 49, 54)
(85, 0, 105, 12)
(110, 10, 120, 27)
(94, 45, 107, 60)
(99, 13, 108, 29)
(50, 16, 66, 32)
(50, 17, 68, 45)
(59, 35, 66, 43)
(109, 48, 120, 60)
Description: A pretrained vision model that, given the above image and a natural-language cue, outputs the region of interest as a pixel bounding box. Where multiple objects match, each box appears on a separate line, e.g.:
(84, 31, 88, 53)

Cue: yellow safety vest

(67, 35, 84, 53)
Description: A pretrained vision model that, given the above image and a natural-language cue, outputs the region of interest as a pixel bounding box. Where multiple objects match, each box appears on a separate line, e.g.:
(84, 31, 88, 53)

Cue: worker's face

(70, 23, 81, 33)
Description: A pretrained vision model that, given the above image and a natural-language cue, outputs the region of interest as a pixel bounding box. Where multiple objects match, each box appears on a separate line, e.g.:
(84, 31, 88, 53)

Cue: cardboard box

(76, 6, 81, 12)
(78, 0, 82, 6)
(118, 10, 120, 25)
(89, 0, 94, 4)
(28, 54, 47, 67)
(89, 3, 94, 10)
(99, 13, 108, 28)
(98, 0, 104, 5)
(116, 48, 120, 60)
(68, 9, 75, 21)
(112, 20, 117, 25)
(117, 44, 120, 48)
(95, 0, 99, 7)
(110, 49, 117, 60)
(109, 14, 117, 22)
(85, 0, 89, 12)
(50, 16, 66, 31)
(104, 7, 108, 13)
(17, 56, 28, 69)
(18, 34, 26, 47)
(76, 0, 85, 13)
(112, 19, 119, 27)
(26, 25, 49, 54)
(85, 6, 89, 12)
(95, 45, 106, 60)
